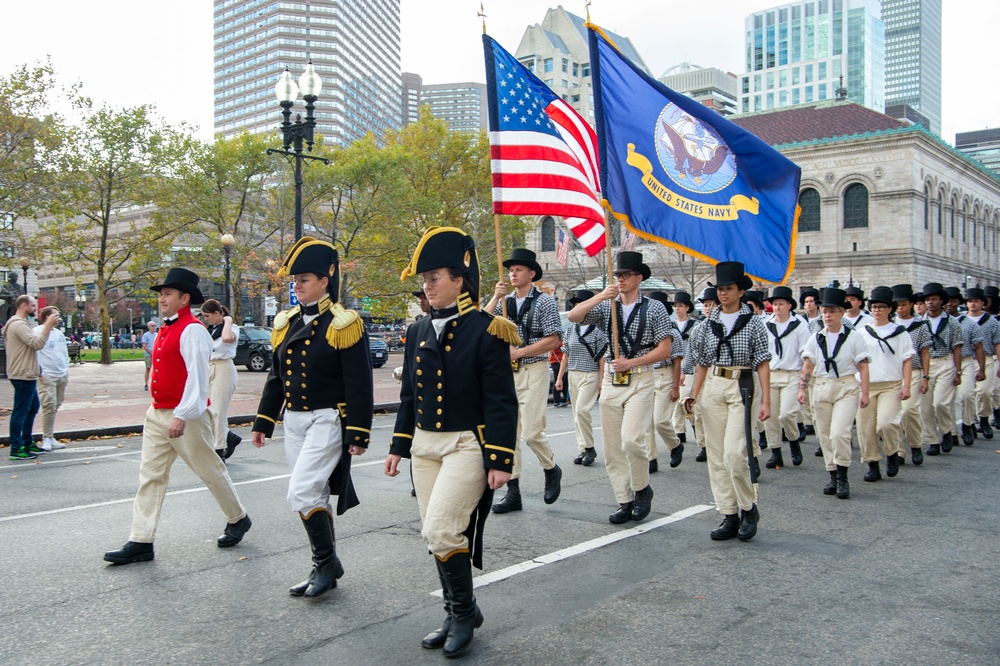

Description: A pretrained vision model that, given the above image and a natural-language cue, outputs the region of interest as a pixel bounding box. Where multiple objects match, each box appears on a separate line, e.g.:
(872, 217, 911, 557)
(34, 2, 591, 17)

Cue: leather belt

(711, 366, 751, 379)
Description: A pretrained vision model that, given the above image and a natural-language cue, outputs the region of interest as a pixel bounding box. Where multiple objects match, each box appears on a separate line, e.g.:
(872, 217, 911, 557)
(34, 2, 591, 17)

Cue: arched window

(798, 188, 821, 232)
(950, 199, 956, 238)
(937, 198, 943, 234)
(923, 189, 930, 229)
(843, 183, 868, 229)
(540, 216, 555, 252)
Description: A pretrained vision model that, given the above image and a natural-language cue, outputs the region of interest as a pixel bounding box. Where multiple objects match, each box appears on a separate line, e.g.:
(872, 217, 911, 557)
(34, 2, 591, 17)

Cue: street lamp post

(266, 61, 330, 241)
(76, 292, 86, 331)
(19, 258, 29, 295)
(221, 233, 235, 311)
(127, 308, 133, 336)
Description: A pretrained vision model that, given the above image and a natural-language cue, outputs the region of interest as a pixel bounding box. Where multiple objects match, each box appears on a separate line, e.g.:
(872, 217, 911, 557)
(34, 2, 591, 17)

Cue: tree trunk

(98, 285, 111, 365)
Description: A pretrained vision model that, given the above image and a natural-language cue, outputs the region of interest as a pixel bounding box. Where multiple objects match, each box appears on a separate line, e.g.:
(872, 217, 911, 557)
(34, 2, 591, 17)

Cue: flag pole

(603, 207, 621, 362)
(487, 213, 522, 345)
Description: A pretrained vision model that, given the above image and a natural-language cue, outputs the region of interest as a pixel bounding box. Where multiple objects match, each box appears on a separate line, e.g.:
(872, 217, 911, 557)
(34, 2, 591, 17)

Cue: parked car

(369, 335, 388, 368)
(236, 326, 273, 372)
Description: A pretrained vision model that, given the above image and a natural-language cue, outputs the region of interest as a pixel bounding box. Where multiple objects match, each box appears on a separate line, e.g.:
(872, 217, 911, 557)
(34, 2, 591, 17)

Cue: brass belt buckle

(511, 358, 520, 372)
(612, 370, 631, 386)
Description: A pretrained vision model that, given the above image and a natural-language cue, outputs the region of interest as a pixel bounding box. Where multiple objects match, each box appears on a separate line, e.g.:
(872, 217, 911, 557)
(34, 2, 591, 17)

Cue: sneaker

(49, 438, 66, 450)
(27, 444, 46, 455)
(39, 438, 53, 452)
(9, 450, 39, 460)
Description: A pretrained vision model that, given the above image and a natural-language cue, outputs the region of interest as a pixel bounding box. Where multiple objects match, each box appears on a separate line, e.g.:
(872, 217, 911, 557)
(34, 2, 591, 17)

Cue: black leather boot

(911, 447, 923, 465)
(863, 461, 881, 482)
(543, 464, 562, 504)
(738, 504, 759, 542)
(926, 443, 941, 456)
(441, 552, 482, 658)
(759, 431, 769, 449)
(695, 447, 707, 462)
(710, 514, 739, 540)
(836, 465, 850, 499)
(980, 416, 994, 439)
(291, 511, 344, 598)
(823, 470, 838, 495)
(940, 433, 953, 453)
(422, 560, 452, 649)
(815, 445, 824, 457)
(491, 479, 522, 513)
(789, 440, 803, 466)
(765, 447, 784, 469)
(669, 443, 684, 468)
(798, 422, 807, 442)
(631, 485, 654, 521)
(648, 458, 659, 473)
(104, 540, 154, 565)
(224, 430, 242, 459)
(609, 502, 634, 524)
(886, 453, 900, 477)
(678, 433, 687, 444)
(581, 447, 597, 466)
(961, 423, 975, 446)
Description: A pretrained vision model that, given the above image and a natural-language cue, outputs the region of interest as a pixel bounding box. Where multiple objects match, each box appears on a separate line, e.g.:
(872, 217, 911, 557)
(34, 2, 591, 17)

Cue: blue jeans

(8, 380, 40, 454)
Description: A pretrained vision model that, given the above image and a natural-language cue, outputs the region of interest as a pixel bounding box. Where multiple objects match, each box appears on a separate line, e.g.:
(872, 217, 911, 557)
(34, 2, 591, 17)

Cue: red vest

(150, 306, 207, 410)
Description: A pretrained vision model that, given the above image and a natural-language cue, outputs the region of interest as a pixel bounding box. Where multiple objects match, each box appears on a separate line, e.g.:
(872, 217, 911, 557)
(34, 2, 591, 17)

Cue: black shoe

(224, 430, 242, 459)
(648, 458, 659, 474)
(815, 445, 824, 457)
(543, 465, 562, 504)
(669, 443, 684, 468)
(609, 502, 635, 524)
(573, 451, 586, 464)
(886, 453, 900, 477)
(993, 408, 1000, 429)
(218, 514, 252, 548)
(926, 444, 940, 456)
(789, 441, 803, 466)
(781, 430, 787, 442)
(695, 448, 707, 462)
(798, 422, 807, 442)
(805, 424, 816, 436)
(759, 431, 769, 450)
(863, 461, 881, 482)
(492, 479, 522, 513)
(911, 447, 924, 465)
(940, 434, 953, 454)
(710, 514, 739, 540)
(440, 552, 481, 658)
(980, 416, 994, 440)
(677, 433, 687, 444)
(836, 465, 850, 499)
(631, 486, 653, 521)
(411, 487, 417, 497)
(962, 424, 975, 446)
(765, 448, 784, 469)
(292, 511, 344, 598)
(823, 470, 838, 495)
(581, 447, 597, 466)
(738, 504, 759, 542)
(104, 541, 154, 565)
(215, 448, 226, 461)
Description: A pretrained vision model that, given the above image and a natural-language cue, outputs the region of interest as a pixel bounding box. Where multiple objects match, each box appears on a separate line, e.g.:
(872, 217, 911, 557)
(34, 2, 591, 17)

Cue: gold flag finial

(585, 0, 592, 23)
(478, 1, 487, 33)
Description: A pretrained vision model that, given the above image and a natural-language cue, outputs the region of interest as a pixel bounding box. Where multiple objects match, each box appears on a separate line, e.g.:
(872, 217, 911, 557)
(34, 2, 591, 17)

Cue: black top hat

(744, 290, 765, 307)
(502, 248, 543, 281)
(278, 237, 340, 300)
(400, 226, 481, 297)
(708, 261, 752, 291)
(699, 287, 718, 303)
(672, 291, 695, 311)
(411, 290, 426, 298)
(569, 289, 595, 305)
(944, 286, 964, 304)
(911, 291, 925, 302)
(613, 251, 651, 281)
(965, 287, 985, 301)
(646, 291, 671, 308)
(868, 286, 895, 309)
(844, 286, 865, 302)
(818, 287, 847, 309)
(151, 267, 205, 305)
(985, 286, 1000, 299)
(800, 287, 820, 302)
(890, 284, 914, 303)
(922, 283, 947, 302)
(765, 286, 797, 310)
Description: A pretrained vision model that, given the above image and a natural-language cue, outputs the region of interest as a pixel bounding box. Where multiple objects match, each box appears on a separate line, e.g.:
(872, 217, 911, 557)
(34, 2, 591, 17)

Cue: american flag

(555, 229, 570, 267)
(483, 34, 606, 256)
(621, 230, 637, 251)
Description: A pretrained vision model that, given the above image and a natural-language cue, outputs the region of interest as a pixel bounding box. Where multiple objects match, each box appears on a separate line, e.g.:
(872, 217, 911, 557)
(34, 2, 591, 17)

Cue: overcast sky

(1, 0, 995, 144)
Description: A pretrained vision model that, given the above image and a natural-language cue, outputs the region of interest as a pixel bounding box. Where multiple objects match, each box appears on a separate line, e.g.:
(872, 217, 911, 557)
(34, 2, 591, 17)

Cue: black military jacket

(390, 308, 517, 473)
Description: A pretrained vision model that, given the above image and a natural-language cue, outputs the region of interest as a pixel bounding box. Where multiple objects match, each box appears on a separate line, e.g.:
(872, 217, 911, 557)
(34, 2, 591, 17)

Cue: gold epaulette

(271, 306, 300, 348)
(326, 302, 364, 349)
(486, 313, 523, 346)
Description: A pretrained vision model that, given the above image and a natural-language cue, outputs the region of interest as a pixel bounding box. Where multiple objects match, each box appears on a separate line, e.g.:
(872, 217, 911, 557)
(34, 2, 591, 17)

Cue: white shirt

(33, 325, 70, 378)
(718, 310, 740, 334)
(857, 322, 914, 383)
(765, 315, 810, 371)
(620, 301, 637, 323)
(843, 311, 874, 329)
(802, 327, 871, 379)
(162, 316, 213, 422)
(210, 323, 239, 360)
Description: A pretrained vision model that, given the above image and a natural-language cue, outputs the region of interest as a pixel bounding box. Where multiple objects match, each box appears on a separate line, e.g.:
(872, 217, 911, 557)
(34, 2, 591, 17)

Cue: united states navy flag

(588, 26, 801, 283)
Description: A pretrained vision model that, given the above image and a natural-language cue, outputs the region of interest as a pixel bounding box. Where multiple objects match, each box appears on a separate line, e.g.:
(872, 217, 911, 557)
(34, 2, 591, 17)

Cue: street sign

(288, 282, 298, 307)
(265, 297, 277, 316)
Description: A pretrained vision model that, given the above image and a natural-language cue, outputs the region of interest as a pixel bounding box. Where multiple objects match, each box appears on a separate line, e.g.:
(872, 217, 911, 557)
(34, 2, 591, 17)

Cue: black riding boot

(440, 552, 483, 658)
(422, 558, 482, 649)
(290, 510, 344, 598)
(765, 447, 784, 469)
(491, 479, 522, 513)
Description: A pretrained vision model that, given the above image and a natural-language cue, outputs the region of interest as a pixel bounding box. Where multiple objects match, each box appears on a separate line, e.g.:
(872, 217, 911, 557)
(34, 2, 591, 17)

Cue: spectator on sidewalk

(2, 296, 61, 460)
(141, 321, 157, 390)
(33, 307, 70, 451)
(200, 299, 242, 460)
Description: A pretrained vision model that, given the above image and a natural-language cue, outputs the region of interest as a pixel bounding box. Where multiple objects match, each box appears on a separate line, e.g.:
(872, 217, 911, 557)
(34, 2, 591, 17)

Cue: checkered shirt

(955, 314, 985, 358)
(968, 313, 1000, 357)
(895, 317, 932, 370)
(692, 303, 772, 369)
(580, 294, 672, 363)
(561, 323, 608, 373)
(493, 286, 562, 365)
(653, 323, 684, 369)
(680, 320, 704, 375)
(924, 314, 965, 358)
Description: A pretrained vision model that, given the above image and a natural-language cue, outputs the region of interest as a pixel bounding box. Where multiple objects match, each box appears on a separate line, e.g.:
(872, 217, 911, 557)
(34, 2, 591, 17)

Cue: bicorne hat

(502, 248, 543, 282)
(708, 261, 752, 291)
(277, 237, 340, 300)
(151, 267, 205, 305)
(818, 287, 847, 309)
(569, 289, 595, 305)
(613, 251, 651, 281)
(765, 286, 797, 311)
(400, 226, 481, 298)
(672, 291, 695, 311)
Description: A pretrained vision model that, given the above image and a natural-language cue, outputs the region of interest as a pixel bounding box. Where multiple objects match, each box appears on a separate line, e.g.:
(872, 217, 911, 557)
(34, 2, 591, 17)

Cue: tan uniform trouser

(952, 355, 978, 427)
(764, 369, 801, 451)
(991, 355, 1000, 411)
(921, 356, 956, 444)
(857, 380, 903, 461)
(284, 409, 343, 516)
(900, 366, 924, 448)
(811, 375, 859, 470)
(37, 374, 68, 438)
(512, 361, 556, 479)
(700, 371, 760, 515)
(977, 356, 997, 418)
(644, 366, 678, 460)
(130, 406, 245, 542)
(208, 359, 238, 450)
(599, 369, 654, 504)
(412, 430, 487, 559)
(568, 369, 601, 452)
(671, 374, 693, 437)
(800, 383, 814, 426)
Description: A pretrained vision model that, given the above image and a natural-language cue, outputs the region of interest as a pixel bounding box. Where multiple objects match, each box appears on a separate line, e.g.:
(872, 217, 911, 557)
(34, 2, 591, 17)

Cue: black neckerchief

(506, 288, 538, 346)
(865, 324, 905, 355)
(709, 310, 754, 361)
(575, 323, 602, 362)
(300, 302, 321, 316)
(207, 323, 223, 340)
(677, 319, 695, 340)
(611, 298, 648, 359)
(901, 319, 927, 333)
(929, 314, 949, 348)
(431, 305, 459, 319)
(974, 313, 992, 327)
(766, 318, 800, 359)
(817, 328, 850, 377)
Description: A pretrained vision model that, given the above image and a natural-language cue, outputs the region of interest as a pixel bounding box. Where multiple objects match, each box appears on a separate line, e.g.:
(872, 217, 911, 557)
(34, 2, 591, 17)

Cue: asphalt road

(1, 409, 998, 666)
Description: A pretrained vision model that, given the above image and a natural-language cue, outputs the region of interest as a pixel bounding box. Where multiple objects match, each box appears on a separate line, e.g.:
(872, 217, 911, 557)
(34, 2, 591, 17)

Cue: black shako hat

(672, 291, 695, 311)
(708, 261, 752, 291)
(277, 236, 340, 300)
(922, 283, 948, 302)
(800, 287, 820, 303)
(868, 286, 896, 311)
(613, 251, 651, 281)
(844, 286, 866, 303)
(818, 287, 847, 309)
(699, 287, 718, 303)
(502, 248, 543, 282)
(400, 226, 481, 297)
(944, 286, 965, 305)
(765, 286, 797, 310)
(965, 287, 986, 301)
(569, 289, 595, 305)
(151, 267, 205, 305)
(891, 284, 915, 303)
(646, 291, 671, 308)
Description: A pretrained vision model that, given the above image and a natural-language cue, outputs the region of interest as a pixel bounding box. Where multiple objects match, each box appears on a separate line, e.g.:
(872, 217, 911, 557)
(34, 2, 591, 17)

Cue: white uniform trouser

(284, 409, 343, 516)
(671, 374, 693, 438)
(700, 370, 760, 515)
(921, 356, 957, 445)
(412, 430, 486, 560)
(764, 369, 801, 452)
(130, 406, 245, 542)
(599, 369, 654, 504)
(977, 356, 998, 418)
(208, 359, 238, 450)
(568, 369, 601, 452)
(37, 373, 68, 438)
(900, 366, 924, 448)
(811, 375, 860, 471)
(512, 361, 556, 479)
(952, 355, 978, 428)
(644, 366, 678, 460)
(857, 380, 903, 462)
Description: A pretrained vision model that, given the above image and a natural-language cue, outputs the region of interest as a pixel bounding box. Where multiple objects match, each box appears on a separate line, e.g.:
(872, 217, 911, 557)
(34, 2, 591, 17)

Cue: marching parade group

(84, 225, 998, 659)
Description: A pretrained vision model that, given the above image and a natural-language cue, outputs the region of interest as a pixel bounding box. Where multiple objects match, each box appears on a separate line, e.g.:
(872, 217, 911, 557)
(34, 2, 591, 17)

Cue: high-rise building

(213, 0, 402, 144)
(401, 72, 422, 127)
(514, 6, 650, 122)
(400, 74, 488, 133)
(882, 0, 941, 135)
(956, 129, 1000, 178)
(659, 64, 739, 117)
(739, 0, 885, 115)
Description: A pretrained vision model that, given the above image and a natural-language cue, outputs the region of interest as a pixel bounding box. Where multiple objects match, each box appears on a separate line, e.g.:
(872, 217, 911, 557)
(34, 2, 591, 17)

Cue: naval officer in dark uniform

(385, 227, 517, 658)
(251, 237, 373, 598)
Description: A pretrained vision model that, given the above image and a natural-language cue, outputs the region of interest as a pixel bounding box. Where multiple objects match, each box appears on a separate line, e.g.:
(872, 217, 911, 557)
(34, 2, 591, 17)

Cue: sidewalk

(0, 357, 404, 444)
